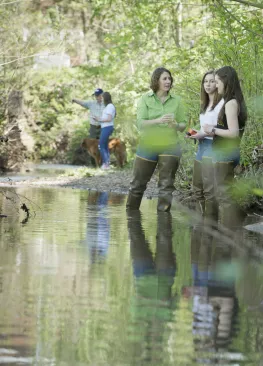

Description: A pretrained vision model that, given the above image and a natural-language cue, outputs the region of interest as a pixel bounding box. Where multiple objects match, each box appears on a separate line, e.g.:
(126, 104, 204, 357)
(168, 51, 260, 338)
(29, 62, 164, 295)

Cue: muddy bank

(0, 167, 186, 201)
(1, 166, 262, 214)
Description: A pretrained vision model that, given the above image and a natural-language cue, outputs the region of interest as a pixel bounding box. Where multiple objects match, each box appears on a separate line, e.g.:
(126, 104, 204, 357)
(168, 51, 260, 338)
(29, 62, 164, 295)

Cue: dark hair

(103, 92, 116, 116)
(103, 91, 112, 106)
(216, 66, 247, 128)
(200, 70, 222, 114)
(150, 67, 173, 93)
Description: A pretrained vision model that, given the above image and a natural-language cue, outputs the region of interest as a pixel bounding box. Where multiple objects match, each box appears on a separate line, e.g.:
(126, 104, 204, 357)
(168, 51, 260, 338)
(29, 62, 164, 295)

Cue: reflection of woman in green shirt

(127, 211, 176, 364)
(126, 67, 187, 212)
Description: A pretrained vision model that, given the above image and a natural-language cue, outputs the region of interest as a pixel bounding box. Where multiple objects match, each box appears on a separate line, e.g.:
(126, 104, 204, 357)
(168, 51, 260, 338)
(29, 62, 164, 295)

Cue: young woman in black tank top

(203, 66, 247, 227)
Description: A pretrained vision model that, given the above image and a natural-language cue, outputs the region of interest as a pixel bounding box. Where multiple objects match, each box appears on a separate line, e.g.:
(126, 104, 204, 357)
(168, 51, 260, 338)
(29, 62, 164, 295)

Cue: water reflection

(0, 187, 263, 365)
(185, 223, 239, 364)
(85, 191, 110, 261)
(127, 211, 176, 365)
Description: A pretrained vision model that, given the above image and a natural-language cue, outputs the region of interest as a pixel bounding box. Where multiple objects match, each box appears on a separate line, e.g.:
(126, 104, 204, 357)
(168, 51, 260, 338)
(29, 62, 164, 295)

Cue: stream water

(0, 165, 263, 365)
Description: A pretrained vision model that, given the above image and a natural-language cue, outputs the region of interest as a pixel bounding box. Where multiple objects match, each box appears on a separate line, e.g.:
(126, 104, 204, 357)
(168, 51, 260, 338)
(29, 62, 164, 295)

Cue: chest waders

(126, 155, 180, 212)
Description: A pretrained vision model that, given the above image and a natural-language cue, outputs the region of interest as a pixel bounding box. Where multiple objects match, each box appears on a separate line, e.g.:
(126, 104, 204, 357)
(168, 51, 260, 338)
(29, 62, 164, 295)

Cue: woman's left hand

(92, 115, 99, 121)
(203, 124, 214, 136)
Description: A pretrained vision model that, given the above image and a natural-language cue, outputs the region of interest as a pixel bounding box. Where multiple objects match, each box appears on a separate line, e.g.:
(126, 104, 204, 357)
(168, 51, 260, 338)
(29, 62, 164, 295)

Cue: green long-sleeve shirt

(137, 90, 187, 130)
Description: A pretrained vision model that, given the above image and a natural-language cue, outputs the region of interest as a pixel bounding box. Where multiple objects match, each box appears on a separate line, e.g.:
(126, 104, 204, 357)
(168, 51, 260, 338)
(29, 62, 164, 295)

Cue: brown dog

(81, 137, 127, 168)
(81, 138, 101, 167)
(108, 138, 127, 168)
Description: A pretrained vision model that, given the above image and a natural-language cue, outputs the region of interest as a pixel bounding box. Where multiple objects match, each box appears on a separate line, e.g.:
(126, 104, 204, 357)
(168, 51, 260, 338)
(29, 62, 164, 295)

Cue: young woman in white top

(93, 92, 116, 169)
(188, 70, 224, 218)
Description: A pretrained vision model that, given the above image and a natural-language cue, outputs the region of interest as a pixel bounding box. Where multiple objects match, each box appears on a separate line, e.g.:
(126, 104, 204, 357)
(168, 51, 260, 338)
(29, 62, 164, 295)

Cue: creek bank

(0, 165, 262, 215)
(0, 167, 186, 201)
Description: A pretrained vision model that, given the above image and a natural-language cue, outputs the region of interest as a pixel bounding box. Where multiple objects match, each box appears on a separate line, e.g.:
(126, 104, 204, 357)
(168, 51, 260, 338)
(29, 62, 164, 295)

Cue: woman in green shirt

(126, 67, 187, 212)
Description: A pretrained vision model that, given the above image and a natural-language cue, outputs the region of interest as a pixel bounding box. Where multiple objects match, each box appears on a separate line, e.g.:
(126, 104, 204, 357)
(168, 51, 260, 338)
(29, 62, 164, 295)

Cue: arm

(72, 98, 91, 109)
(175, 97, 187, 132)
(93, 104, 115, 123)
(204, 100, 240, 138)
(94, 114, 112, 123)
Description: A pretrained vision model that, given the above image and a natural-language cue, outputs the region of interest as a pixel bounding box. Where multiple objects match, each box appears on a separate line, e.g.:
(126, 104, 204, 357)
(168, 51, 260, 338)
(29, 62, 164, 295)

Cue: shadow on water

(0, 187, 263, 365)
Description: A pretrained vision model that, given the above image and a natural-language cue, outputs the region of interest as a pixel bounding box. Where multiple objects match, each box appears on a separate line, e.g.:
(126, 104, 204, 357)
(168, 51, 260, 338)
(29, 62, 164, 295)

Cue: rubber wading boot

(214, 161, 246, 228)
(202, 157, 218, 224)
(126, 156, 157, 210)
(193, 159, 205, 214)
(157, 155, 180, 212)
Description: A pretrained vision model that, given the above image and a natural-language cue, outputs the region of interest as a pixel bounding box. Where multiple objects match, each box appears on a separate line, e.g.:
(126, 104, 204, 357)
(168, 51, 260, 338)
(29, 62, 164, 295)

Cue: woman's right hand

(159, 114, 174, 124)
(189, 131, 207, 140)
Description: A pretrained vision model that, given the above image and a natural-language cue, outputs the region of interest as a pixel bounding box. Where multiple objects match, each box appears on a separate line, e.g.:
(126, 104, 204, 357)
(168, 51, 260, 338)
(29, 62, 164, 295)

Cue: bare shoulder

(225, 99, 238, 111)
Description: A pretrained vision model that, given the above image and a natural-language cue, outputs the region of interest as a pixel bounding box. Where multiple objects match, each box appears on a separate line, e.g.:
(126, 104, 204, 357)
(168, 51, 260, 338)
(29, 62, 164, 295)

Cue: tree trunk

(176, 1, 183, 48)
(0, 90, 26, 171)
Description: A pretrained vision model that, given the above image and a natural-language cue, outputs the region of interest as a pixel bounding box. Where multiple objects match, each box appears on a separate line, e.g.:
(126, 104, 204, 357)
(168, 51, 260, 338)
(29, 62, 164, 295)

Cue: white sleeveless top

(199, 99, 224, 140)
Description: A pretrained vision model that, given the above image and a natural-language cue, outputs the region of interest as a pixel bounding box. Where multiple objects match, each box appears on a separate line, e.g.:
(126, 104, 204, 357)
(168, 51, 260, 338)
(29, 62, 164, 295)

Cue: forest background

(0, 0, 263, 196)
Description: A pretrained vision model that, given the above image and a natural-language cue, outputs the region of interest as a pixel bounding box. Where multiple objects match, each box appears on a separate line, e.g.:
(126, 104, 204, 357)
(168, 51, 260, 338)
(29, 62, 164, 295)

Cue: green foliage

(1, 0, 263, 203)
(253, 188, 263, 197)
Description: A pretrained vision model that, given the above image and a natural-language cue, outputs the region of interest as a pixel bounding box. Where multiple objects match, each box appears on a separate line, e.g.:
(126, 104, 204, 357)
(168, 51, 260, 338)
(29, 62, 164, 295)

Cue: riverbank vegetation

(0, 0, 262, 204)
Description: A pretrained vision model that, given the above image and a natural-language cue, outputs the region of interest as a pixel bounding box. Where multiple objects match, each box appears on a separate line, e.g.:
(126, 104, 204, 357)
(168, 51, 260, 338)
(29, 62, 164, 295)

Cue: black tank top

(213, 101, 245, 148)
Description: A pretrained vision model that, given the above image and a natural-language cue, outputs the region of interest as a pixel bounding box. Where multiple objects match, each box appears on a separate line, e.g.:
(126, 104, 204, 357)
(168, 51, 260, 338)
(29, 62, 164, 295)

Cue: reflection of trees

(0, 188, 132, 364)
(0, 187, 90, 362)
(1, 187, 263, 365)
(127, 211, 176, 365)
(70, 191, 133, 365)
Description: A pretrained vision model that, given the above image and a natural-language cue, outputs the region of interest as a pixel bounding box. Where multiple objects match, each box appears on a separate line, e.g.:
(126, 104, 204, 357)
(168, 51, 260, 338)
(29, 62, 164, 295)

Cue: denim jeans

(99, 126, 114, 165)
(212, 147, 240, 168)
(195, 138, 213, 161)
(136, 144, 182, 162)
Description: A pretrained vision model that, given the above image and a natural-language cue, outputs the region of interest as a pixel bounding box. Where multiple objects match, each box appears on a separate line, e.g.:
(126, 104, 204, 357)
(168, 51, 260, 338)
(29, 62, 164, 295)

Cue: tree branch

(0, 0, 26, 5)
(229, 0, 263, 10)
(0, 54, 38, 67)
(216, 1, 263, 38)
